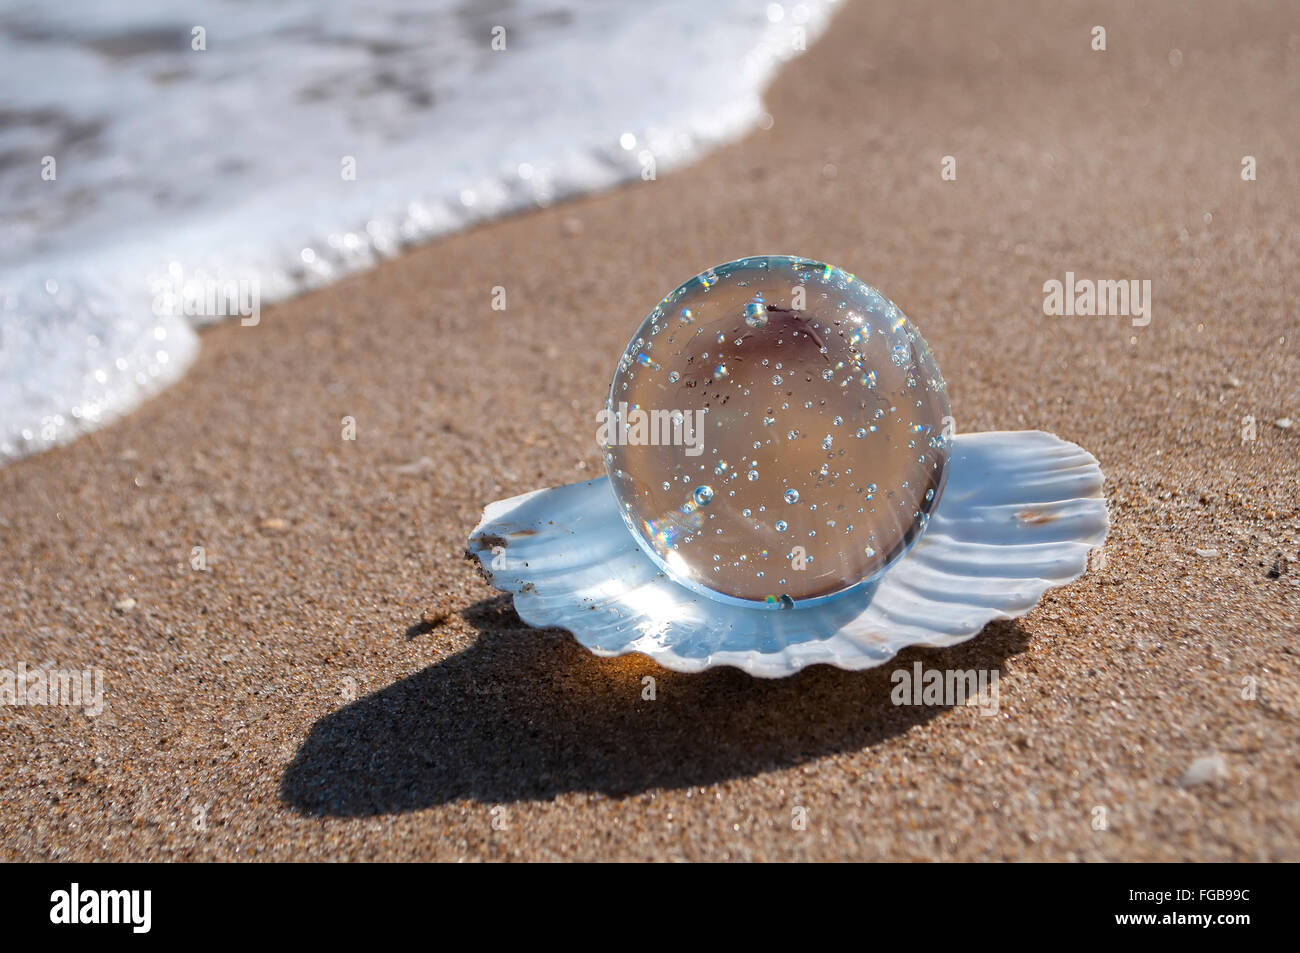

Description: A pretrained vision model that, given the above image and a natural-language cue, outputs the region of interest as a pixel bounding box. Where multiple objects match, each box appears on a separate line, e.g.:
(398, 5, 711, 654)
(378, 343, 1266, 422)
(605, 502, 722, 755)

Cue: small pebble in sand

(421, 608, 450, 627)
(392, 456, 435, 476)
(1274, 417, 1293, 431)
(1194, 547, 1219, 558)
(259, 517, 290, 533)
(113, 597, 136, 612)
(1180, 754, 1228, 788)
(1225, 376, 1242, 388)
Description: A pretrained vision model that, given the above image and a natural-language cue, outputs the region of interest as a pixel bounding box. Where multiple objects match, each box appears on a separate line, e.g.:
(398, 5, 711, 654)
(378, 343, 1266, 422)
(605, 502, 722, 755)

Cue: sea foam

(0, 0, 835, 462)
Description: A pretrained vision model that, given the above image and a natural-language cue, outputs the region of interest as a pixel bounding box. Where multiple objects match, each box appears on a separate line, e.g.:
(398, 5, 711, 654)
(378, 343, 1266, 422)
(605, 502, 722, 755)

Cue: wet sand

(1, 0, 1297, 860)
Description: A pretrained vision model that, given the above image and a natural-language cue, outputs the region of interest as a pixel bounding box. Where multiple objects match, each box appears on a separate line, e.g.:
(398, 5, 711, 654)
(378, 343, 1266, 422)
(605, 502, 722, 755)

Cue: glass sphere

(603, 256, 951, 608)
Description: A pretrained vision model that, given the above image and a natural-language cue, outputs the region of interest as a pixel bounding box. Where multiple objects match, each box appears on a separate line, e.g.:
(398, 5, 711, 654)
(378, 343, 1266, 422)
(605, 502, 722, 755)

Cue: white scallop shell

(466, 430, 1108, 677)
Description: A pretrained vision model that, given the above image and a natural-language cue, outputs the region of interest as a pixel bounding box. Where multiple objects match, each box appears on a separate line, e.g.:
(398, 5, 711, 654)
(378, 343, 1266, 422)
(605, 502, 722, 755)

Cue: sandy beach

(1, 0, 1298, 861)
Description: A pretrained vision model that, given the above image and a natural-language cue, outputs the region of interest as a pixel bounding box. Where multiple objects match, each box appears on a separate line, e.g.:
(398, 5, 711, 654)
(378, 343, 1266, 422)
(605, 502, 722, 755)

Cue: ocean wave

(0, 0, 836, 462)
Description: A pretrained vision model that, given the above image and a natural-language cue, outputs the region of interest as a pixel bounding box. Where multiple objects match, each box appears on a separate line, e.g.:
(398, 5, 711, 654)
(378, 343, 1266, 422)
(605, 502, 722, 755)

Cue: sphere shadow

(280, 595, 1030, 816)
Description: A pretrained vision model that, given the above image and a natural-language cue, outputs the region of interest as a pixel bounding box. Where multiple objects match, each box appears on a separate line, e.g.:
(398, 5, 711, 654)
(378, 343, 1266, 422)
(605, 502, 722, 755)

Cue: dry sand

(1, 0, 1297, 861)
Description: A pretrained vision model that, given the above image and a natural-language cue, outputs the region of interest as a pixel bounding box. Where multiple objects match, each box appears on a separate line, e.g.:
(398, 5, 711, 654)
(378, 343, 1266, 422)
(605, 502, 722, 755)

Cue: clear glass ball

(603, 256, 951, 608)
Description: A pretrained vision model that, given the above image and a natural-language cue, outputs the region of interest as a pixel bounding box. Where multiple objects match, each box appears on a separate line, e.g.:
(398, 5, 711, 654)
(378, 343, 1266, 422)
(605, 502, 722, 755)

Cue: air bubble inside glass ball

(604, 255, 951, 608)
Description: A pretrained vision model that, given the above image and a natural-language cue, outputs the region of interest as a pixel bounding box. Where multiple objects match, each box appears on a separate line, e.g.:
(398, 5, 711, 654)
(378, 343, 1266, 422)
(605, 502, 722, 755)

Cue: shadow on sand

(281, 595, 1029, 816)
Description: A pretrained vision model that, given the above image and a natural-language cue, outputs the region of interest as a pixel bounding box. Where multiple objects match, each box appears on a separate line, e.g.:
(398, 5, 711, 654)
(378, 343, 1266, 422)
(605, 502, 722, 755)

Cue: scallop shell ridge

(466, 430, 1108, 677)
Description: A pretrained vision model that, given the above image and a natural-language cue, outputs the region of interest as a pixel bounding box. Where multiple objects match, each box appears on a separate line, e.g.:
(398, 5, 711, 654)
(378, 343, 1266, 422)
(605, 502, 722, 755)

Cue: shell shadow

(280, 596, 1031, 816)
